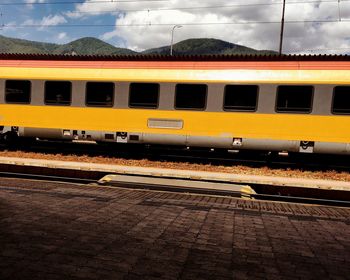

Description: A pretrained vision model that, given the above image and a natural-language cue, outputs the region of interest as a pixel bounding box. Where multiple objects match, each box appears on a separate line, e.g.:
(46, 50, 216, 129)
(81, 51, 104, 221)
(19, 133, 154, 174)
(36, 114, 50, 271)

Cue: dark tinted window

(86, 82, 114, 107)
(175, 84, 207, 110)
(332, 86, 350, 114)
(129, 83, 159, 109)
(224, 85, 258, 111)
(45, 81, 71, 105)
(5, 80, 31, 104)
(276, 86, 313, 113)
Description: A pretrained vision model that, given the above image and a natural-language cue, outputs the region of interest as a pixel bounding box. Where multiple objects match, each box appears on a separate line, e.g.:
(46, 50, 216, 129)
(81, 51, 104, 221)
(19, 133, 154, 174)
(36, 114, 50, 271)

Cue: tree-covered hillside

(0, 35, 277, 55)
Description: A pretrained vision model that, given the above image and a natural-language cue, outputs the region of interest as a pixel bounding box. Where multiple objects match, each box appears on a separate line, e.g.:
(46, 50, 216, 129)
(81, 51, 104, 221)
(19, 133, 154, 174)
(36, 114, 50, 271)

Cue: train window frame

(331, 86, 350, 115)
(44, 81, 72, 106)
(174, 83, 208, 111)
(5, 80, 31, 104)
(275, 85, 314, 114)
(128, 82, 160, 109)
(223, 84, 259, 112)
(85, 82, 115, 108)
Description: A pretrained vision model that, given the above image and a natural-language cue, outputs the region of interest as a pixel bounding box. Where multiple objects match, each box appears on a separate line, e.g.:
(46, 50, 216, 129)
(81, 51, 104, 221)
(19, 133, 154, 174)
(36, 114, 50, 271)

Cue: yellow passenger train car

(0, 53, 349, 154)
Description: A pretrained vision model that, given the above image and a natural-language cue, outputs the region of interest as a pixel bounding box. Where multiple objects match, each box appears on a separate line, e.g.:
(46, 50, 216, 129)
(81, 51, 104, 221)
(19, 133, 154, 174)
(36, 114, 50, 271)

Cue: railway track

(252, 193, 350, 207)
(0, 170, 97, 185)
(1, 139, 350, 172)
(0, 167, 349, 208)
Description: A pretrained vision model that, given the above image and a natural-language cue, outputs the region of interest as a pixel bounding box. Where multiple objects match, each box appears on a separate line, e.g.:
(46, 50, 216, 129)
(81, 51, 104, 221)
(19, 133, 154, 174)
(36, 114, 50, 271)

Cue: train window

(86, 82, 114, 107)
(332, 86, 350, 114)
(276, 86, 313, 113)
(45, 81, 72, 105)
(175, 84, 207, 110)
(224, 85, 258, 111)
(5, 80, 31, 104)
(129, 83, 159, 109)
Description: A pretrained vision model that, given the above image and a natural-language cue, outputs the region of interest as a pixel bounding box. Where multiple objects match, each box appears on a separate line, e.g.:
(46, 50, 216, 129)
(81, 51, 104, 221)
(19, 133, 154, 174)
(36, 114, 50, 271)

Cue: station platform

(0, 178, 349, 279)
(0, 156, 349, 192)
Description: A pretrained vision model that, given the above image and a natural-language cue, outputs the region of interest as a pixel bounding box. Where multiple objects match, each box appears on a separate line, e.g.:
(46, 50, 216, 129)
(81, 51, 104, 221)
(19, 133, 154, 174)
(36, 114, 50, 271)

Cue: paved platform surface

(1, 178, 350, 280)
(1, 156, 350, 191)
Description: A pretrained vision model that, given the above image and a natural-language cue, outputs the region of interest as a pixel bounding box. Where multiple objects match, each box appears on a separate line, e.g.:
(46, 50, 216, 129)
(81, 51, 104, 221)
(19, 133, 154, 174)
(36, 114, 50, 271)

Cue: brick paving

(0, 178, 350, 280)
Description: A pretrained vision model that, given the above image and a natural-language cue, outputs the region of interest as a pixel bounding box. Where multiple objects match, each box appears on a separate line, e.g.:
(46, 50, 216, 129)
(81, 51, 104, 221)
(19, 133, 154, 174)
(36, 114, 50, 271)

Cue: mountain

(0, 35, 136, 55)
(0, 35, 277, 56)
(143, 38, 277, 55)
(0, 35, 57, 54)
(52, 37, 136, 55)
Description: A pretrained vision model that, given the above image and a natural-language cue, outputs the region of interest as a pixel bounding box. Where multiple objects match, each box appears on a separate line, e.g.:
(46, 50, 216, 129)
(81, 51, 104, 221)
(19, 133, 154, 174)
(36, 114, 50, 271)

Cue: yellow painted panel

(0, 67, 350, 84)
(0, 105, 349, 143)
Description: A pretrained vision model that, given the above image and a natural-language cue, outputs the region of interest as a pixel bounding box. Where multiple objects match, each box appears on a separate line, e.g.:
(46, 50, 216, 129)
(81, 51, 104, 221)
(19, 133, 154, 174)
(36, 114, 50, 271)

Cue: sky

(0, 0, 349, 54)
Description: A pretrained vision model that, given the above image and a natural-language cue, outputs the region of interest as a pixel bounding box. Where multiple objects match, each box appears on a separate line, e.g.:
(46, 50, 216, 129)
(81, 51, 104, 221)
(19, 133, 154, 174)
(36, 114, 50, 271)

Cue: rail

(0, 168, 349, 208)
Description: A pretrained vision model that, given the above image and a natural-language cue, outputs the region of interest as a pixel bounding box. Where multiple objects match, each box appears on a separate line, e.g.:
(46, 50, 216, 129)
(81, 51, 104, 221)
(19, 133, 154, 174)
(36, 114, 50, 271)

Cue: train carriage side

(0, 56, 349, 155)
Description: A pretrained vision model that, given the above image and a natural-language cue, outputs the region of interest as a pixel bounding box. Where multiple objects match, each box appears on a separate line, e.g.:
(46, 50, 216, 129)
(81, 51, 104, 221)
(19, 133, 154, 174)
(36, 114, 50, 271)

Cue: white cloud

(2, 21, 17, 32)
(22, 19, 35, 26)
(25, 0, 45, 3)
(58, 32, 66, 39)
(41, 15, 67, 26)
(63, 0, 350, 53)
(58, 32, 67, 40)
(21, 14, 67, 31)
(25, 0, 46, 9)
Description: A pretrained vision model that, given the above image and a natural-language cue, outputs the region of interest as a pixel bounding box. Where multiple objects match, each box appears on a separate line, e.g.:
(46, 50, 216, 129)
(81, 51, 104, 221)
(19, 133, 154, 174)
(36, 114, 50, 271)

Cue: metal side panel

(186, 136, 233, 148)
(239, 139, 300, 152)
(23, 128, 62, 138)
(314, 142, 350, 155)
(22, 128, 106, 142)
(13, 127, 350, 155)
(143, 133, 187, 146)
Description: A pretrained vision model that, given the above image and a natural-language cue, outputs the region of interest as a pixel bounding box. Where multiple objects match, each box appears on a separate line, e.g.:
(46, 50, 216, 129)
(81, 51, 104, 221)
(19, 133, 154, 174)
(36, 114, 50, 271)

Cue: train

(0, 53, 349, 155)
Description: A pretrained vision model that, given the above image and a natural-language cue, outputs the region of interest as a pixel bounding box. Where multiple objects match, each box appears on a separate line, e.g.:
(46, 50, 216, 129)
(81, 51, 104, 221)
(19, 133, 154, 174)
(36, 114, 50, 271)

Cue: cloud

(66, 0, 166, 19)
(25, 0, 46, 9)
(22, 14, 67, 30)
(58, 32, 67, 39)
(41, 15, 67, 26)
(45, 32, 71, 44)
(97, 2, 282, 51)
(25, 0, 46, 3)
(52, 0, 350, 53)
(2, 21, 16, 32)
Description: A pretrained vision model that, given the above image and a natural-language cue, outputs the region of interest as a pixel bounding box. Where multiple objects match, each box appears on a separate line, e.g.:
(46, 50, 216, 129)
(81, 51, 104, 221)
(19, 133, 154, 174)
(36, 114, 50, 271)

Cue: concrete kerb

(0, 156, 349, 193)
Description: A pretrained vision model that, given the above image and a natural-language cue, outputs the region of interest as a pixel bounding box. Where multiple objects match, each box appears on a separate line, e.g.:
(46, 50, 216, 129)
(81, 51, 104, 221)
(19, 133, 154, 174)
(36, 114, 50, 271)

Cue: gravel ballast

(0, 150, 349, 182)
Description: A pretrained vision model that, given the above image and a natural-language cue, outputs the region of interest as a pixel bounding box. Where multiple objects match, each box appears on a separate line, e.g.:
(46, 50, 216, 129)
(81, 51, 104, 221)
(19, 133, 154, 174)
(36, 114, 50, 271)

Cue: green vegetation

(0, 35, 277, 55)
(0, 35, 136, 55)
(52, 37, 136, 55)
(143, 38, 277, 55)
(0, 35, 57, 54)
